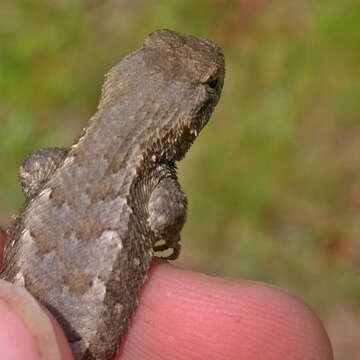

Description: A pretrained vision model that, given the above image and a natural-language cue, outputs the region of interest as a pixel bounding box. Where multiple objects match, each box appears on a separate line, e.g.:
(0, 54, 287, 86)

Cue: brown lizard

(0, 29, 225, 359)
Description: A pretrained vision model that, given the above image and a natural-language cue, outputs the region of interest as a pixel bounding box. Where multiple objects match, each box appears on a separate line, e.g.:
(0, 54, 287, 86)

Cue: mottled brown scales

(108, 156, 124, 174)
(62, 273, 94, 296)
(74, 219, 105, 242)
(73, 148, 88, 167)
(87, 181, 111, 202)
(1, 29, 225, 360)
(49, 186, 66, 207)
(30, 229, 57, 255)
(24, 275, 50, 301)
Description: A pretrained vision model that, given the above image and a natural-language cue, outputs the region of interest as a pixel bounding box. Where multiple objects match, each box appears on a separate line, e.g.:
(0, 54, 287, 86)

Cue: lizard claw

(153, 239, 181, 260)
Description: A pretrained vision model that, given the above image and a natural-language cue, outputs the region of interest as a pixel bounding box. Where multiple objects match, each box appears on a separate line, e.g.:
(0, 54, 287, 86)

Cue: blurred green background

(1, 0, 359, 357)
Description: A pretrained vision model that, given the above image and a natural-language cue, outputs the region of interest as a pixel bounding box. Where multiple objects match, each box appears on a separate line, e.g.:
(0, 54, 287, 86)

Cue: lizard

(0, 29, 225, 360)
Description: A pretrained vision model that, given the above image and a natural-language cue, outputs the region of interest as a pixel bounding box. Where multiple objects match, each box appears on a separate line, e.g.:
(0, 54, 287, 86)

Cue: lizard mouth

(171, 119, 206, 162)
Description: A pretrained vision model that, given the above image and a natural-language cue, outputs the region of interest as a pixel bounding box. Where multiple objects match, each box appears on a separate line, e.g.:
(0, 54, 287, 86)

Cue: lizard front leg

(148, 164, 187, 260)
(18, 147, 68, 198)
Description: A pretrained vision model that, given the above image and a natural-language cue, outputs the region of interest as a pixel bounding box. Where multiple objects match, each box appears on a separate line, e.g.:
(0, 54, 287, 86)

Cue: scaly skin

(0, 29, 225, 360)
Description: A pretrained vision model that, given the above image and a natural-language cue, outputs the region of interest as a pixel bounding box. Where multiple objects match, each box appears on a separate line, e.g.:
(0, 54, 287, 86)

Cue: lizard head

(99, 29, 225, 162)
(143, 29, 224, 100)
(142, 29, 225, 161)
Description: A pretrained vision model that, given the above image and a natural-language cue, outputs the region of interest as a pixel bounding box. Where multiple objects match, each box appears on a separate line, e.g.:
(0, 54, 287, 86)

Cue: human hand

(0, 229, 333, 359)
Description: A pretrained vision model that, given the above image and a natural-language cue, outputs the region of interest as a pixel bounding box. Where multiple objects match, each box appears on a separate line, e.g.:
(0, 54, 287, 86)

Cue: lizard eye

(204, 77, 218, 94)
(207, 78, 218, 89)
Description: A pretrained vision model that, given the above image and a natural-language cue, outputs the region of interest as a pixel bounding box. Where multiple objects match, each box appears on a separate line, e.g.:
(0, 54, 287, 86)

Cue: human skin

(0, 228, 333, 360)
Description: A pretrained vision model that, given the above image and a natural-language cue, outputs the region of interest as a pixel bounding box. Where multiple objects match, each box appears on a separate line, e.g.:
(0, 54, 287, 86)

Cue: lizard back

(1, 29, 225, 360)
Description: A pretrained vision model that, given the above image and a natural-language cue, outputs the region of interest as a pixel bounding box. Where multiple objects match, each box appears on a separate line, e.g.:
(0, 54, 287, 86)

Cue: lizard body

(0, 29, 225, 359)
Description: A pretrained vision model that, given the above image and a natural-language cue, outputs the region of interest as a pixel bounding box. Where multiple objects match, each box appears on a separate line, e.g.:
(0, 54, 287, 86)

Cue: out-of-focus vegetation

(1, 0, 359, 357)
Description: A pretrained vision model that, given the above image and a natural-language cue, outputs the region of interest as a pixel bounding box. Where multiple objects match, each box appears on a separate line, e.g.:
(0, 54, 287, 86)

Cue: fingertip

(0, 280, 73, 360)
(272, 287, 334, 360)
(45, 308, 75, 360)
(236, 281, 334, 360)
(121, 263, 333, 360)
(0, 299, 40, 360)
(0, 227, 5, 267)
